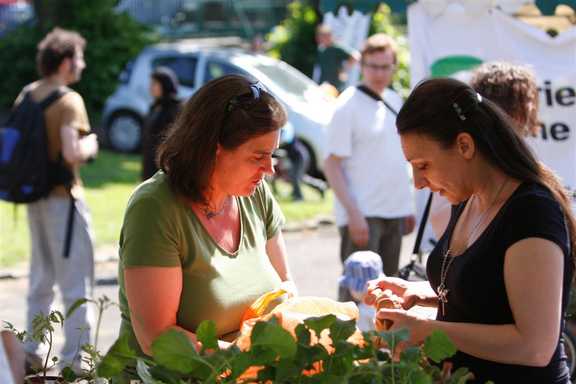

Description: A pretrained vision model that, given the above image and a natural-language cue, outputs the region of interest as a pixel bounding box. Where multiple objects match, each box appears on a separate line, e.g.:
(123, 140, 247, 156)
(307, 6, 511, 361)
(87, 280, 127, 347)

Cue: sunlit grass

(0, 151, 333, 267)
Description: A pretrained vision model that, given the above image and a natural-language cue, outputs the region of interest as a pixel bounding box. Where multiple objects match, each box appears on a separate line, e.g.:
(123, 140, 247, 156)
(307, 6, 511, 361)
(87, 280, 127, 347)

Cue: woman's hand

(376, 307, 431, 344)
(280, 280, 298, 298)
(365, 277, 437, 310)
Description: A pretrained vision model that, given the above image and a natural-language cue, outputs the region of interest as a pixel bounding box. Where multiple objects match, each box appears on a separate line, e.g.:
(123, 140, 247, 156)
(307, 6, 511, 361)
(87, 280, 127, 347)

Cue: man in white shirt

(324, 33, 415, 301)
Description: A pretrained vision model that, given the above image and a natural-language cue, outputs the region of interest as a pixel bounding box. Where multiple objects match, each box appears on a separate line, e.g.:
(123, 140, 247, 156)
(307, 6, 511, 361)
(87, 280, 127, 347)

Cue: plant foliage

(98, 315, 478, 383)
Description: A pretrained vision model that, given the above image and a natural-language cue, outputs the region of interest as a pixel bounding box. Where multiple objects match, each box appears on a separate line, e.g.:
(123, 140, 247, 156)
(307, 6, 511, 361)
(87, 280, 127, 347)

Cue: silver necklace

(437, 179, 509, 316)
(202, 197, 231, 220)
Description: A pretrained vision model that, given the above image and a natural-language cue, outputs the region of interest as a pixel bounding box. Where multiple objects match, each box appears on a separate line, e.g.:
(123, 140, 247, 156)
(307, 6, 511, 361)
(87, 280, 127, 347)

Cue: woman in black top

(141, 66, 181, 180)
(367, 78, 575, 383)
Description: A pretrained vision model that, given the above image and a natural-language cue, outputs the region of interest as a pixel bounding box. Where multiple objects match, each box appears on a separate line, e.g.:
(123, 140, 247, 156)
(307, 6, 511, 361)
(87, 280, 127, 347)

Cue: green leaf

(136, 359, 157, 384)
(447, 367, 475, 384)
(196, 320, 218, 351)
(400, 346, 422, 365)
(295, 323, 311, 346)
(379, 328, 410, 351)
(251, 320, 297, 359)
(151, 329, 212, 376)
(229, 351, 253, 379)
(60, 366, 78, 381)
(275, 358, 300, 381)
(423, 330, 457, 363)
(66, 298, 90, 318)
(329, 318, 356, 343)
(304, 315, 337, 338)
(49, 310, 65, 326)
(407, 370, 433, 384)
(96, 333, 137, 377)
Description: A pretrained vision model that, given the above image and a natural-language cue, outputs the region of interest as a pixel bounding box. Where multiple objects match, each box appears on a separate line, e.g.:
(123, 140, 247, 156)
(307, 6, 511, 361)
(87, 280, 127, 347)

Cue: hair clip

(476, 93, 483, 103)
(452, 102, 466, 121)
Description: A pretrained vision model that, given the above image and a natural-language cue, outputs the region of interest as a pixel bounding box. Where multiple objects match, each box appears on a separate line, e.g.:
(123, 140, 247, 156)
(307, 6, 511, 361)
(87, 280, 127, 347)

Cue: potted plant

(3, 295, 116, 384)
(5, 310, 66, 383)
(97, 314, 484, 383)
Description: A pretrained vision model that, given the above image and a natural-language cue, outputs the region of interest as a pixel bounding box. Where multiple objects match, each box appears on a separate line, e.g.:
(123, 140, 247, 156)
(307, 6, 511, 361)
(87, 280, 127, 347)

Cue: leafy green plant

(60, 295, 118, 382)
(3, 295, 118, 383)
(98, 315, 478, 383)
(4, 310, 65, 380)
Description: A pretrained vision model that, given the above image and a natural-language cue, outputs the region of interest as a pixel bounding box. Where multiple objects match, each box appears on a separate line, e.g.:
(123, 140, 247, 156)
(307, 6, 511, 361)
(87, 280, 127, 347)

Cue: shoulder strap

(356, 84, 399, 116)
(412, 191, 434, 255)
(39, 88, 68, 110)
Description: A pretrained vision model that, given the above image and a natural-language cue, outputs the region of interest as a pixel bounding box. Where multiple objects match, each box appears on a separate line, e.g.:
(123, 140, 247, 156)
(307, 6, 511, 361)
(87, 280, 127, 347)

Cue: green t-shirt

(117, 172, 284, 358)
(317, 44, 353, 91)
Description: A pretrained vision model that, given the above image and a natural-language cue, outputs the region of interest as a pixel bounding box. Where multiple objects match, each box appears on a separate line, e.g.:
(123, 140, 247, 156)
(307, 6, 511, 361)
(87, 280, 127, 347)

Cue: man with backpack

(324, 33, 415, 301)
(13, 27, 98, 372)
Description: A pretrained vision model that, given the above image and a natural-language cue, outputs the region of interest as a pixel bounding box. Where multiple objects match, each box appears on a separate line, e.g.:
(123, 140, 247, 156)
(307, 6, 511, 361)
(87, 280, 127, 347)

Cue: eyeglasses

(226, 82, 266, 113)
(362, 63, 396, 72)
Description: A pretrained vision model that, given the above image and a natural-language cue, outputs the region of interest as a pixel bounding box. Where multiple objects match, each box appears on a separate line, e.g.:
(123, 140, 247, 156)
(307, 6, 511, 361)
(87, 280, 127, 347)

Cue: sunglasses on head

(226, 82, 266, 113)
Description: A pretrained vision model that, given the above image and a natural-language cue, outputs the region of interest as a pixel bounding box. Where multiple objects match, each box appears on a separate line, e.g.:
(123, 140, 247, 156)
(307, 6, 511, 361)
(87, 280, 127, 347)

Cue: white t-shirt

(326, 86, 414, 226)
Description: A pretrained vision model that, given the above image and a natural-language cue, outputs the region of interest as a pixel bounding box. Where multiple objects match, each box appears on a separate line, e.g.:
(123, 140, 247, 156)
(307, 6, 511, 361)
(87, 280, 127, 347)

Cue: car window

(152, 56, 198, 88)
(251, 62, 312, 101)
(204, 60, 248, 82)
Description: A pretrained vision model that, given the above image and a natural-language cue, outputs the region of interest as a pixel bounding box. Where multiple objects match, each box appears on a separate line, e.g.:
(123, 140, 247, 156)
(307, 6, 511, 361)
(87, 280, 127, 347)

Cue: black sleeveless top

(427, 183, 573, 383)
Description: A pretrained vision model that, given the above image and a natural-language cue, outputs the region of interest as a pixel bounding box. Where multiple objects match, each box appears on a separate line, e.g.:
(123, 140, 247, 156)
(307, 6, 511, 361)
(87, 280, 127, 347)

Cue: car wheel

(107, 111, 142, 153)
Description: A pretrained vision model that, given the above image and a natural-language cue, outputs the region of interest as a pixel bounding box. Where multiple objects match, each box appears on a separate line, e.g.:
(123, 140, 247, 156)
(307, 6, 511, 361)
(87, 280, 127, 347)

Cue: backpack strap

(38, 87, 75, 258)
(39, 88, 68, 110)
(63, 195, 75, 258)
(356, 84, 399, 116)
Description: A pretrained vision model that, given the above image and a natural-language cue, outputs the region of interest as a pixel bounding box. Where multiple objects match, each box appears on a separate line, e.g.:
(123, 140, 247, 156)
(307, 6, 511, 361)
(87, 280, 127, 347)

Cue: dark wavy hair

(470, 62, 539, 137)
(397, 77, 576, 266)
(36, 27, 86, 77)
(157, 74, 287, 203)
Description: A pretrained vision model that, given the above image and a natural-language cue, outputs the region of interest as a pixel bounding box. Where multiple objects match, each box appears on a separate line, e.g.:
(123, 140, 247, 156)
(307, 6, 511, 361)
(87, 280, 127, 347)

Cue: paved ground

(0, 225, 417, 358)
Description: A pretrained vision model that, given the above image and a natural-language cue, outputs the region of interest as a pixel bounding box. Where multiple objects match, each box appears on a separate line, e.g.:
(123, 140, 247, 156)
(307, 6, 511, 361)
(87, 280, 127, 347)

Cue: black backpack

(0, 89, 72, 203)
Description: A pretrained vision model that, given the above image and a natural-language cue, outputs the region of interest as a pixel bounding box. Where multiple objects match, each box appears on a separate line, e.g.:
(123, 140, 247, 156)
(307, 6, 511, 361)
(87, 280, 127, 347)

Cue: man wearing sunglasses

(324, 33, 415, 301)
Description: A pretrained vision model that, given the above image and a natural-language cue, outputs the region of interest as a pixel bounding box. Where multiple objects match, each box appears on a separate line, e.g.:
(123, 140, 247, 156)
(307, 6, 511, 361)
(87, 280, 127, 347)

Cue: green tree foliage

(268, 1, 320, 78)
(268, 1, 410, 95)
(0, 0, 157, 119)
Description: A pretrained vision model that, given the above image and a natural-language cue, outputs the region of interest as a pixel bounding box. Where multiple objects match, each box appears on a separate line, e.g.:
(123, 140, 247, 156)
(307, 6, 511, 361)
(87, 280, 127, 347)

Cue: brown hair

(157, 74, 287, 203)
(470, 62, 539, 136)
(361, 33, 397, 64)
(397, 77, 576, 266)
(36, 27, 86, 77)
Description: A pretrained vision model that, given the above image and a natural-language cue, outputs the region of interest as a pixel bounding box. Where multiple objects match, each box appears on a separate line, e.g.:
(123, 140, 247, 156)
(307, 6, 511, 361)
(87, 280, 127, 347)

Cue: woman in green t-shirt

(116, 75, 296, 365)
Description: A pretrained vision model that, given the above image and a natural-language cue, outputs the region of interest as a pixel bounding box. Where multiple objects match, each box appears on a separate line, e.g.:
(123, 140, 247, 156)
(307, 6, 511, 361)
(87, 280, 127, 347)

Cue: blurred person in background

(312, 24, 359, 95)
(324, 33, 415, 302)
(141, 66, 181, 180)
(18, 27, 98, 373)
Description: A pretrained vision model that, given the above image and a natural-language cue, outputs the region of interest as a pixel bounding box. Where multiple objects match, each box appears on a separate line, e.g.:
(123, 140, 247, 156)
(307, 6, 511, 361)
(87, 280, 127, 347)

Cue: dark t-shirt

(427, 182, 573, 383)
(316, 45, 352, 91)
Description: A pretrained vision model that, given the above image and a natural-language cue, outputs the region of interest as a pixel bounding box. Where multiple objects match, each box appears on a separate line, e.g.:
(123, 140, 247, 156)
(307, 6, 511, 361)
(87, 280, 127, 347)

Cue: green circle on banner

(430, 55, 484, 77)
